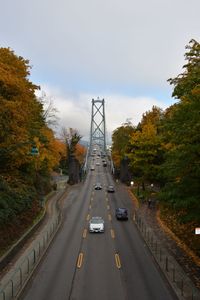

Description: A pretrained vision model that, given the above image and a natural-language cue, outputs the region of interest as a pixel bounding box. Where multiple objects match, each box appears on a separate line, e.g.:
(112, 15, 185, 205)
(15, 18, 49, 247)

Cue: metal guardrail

(134, 211, 200, 300)
(0, 209, 61, 300)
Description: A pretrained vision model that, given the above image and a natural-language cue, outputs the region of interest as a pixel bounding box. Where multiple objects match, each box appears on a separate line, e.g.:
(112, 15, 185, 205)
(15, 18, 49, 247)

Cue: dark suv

(115, 208, 128, 220)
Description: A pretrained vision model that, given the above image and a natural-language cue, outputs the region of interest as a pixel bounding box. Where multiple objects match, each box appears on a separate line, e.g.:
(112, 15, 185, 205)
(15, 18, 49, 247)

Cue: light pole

(130, 181, 134, 187)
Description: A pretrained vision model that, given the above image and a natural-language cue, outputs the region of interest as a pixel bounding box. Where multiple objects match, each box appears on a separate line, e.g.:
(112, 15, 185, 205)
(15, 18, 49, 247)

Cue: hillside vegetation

(112, 40, 200, 256)
(0, 48, 86, 254)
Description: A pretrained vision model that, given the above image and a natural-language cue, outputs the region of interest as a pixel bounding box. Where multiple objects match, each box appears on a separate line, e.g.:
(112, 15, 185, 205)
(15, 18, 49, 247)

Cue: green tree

(128, 106, 164, 187)
(112, 124, 135, 168)
(160, 39, 200, 222)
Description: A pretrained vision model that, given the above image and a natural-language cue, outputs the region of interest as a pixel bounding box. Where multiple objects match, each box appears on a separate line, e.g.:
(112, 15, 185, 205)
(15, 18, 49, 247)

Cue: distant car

(94, 183, 102, 190)
(90, 165, 95, 171)
(116, 208, 128, 220)
(89, 217, 104, 233)
(107, 185, 115, 193)
(96, 162, 100, 166)
(103, 162, 107, 167)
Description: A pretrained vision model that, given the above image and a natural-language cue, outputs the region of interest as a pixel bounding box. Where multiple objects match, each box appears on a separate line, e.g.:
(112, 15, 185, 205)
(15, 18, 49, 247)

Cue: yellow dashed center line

(108, 214, 112, 221)
(77, 253, 84, 268)
(89, 204, 92, 209)
(86, 214, 90, 221)
(110, 229, 115, 239)
(83, 229, 87, 238)
(115, 254, 121, 269)
(107, 205, 110, 210)
(91, 197, 93, 202)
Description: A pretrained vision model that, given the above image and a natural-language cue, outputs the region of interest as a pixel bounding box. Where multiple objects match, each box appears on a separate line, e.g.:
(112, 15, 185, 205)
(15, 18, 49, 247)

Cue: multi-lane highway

(21, 156, 177, 300)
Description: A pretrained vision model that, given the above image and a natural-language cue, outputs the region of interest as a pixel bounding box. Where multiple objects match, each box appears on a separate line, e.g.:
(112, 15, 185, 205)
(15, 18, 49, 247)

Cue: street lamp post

(130, 181, 134, 187)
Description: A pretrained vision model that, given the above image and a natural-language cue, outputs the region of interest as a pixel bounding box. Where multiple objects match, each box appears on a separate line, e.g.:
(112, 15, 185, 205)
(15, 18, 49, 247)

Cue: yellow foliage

(112, 151, 121, 168)
(75, 144, 86, 164)
(35, 128, 65, 172)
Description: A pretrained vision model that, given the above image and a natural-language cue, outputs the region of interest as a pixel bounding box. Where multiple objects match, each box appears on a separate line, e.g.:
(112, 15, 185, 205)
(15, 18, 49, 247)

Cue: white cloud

(105, 95, 168, 131)
(1, 0, 199, 91)
(36, 86, 91, 139)
(1, 0, 199, 144)
(37, 84, 169, 142)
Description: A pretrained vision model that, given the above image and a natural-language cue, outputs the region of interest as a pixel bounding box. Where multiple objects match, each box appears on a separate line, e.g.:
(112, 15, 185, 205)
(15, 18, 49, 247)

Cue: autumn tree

(128, 106, 164, 188)
(75, 143, 87, 165)
(111, 124, 135, 181)
(112, 124, 135, 168)
(0, 48, 44, 171)
(0, 47, 65, 228)
(160, 39, 200, 222)
(61, 128, 83, 184)
(38, 91, 59, 128)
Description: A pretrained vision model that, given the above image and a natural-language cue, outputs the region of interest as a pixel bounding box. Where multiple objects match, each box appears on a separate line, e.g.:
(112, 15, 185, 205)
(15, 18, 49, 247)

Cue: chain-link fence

(134, 211, 200, 300)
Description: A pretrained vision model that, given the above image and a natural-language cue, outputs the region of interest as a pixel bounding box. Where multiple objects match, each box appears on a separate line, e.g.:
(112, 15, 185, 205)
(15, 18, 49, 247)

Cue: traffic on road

(21, 154, 177, 300)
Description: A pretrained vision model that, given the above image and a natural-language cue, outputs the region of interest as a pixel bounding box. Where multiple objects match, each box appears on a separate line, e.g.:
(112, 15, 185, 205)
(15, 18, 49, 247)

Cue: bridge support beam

(89, 98, 106, 155)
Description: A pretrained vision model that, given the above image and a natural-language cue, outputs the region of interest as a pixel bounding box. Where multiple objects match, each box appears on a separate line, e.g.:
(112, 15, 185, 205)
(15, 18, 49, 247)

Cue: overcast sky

(1, 0, 200, 141)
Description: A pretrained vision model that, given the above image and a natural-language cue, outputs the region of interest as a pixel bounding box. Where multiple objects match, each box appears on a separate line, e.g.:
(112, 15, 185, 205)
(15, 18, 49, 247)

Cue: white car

(89, 217, 105, 233)
(94, 183, 102, 190)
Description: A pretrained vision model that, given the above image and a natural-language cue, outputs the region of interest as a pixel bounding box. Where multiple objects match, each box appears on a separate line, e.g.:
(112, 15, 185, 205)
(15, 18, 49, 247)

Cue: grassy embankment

(130, 187, 200, 264)
(0, 174, 50, 257)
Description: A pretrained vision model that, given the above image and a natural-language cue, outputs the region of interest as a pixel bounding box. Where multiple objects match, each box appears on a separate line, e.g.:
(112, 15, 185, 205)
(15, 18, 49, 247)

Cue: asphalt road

(21, 158, 177, 300)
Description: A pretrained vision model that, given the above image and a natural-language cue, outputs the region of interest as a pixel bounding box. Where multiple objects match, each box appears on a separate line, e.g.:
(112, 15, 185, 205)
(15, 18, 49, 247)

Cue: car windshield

(118, 208, 127, 213)
(91, 218, 103, 224)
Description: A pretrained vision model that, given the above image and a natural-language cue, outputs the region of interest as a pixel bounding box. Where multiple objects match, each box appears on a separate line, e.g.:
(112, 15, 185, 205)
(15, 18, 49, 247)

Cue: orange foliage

(75, 144, 86, 164)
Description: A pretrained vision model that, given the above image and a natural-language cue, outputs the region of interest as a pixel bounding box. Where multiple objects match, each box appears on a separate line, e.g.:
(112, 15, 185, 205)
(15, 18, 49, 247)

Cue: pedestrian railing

(0, 212, 61, 300)
(134, 211, 200, 300)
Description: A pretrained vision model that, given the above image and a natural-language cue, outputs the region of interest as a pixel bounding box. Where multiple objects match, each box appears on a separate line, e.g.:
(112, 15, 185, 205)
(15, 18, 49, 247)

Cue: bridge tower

(89, 98, 106, 155)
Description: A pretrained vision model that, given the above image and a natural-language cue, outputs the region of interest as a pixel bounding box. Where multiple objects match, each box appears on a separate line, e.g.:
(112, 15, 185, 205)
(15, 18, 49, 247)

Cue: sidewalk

(130, 189, 200, 291)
